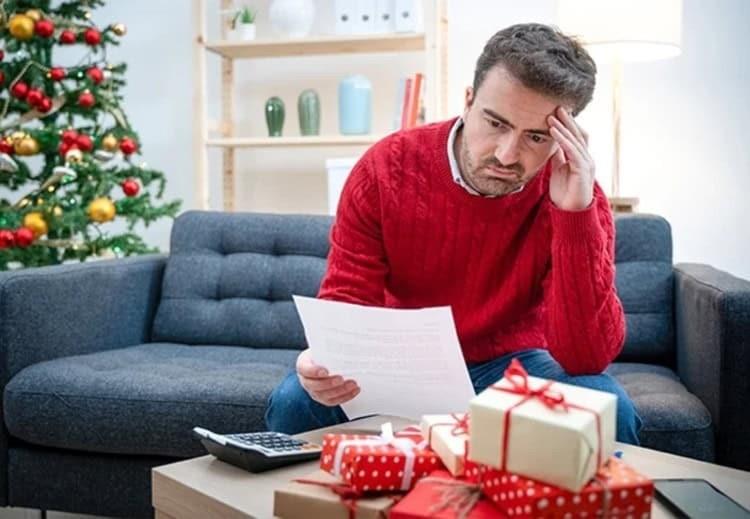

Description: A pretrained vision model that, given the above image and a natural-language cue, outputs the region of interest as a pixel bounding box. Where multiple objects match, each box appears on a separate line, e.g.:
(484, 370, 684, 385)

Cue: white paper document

(293, 296, 476, 420)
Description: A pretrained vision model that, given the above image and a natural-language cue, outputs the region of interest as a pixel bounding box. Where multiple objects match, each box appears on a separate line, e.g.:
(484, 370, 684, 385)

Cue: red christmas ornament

(35, 19, 55, 38)
(0, 140, 14, 154)
(59, 30, 77, 44)
(11, 81, 29, 99)
(122, 178, 140, 197)
(76, 134, 93, 151)
(0, 229, 16, 249)
(84, 28, 101, 46)
(86, 67, 104, 84)
(0, 71, 4, 86)
(61, 129, 79, 145)
(77, 91, 95, 108)
(14, 228, 35, 248)
(58, 142, 71, 156)
(50, 67, 66, 81)
(26, 88, 44, 107)
(119, 137, 137, 155)
(38, 97, 53, 113)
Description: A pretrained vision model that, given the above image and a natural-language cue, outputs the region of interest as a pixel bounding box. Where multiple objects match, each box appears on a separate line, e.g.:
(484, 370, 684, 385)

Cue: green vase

(265, 96, 285, 137)
(298, 89, 320, 136)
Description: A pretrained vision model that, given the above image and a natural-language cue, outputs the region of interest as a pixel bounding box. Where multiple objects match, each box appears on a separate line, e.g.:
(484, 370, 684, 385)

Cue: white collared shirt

(447, 117, 525, 198)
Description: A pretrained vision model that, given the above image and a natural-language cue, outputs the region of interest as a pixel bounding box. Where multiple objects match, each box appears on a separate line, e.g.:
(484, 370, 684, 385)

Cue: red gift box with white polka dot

(465, 457, 654, 518)
(319, 433, 445, 494)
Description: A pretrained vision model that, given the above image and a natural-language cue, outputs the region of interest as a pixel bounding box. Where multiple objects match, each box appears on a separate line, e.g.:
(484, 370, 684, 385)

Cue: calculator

(192, 427, 322, 473)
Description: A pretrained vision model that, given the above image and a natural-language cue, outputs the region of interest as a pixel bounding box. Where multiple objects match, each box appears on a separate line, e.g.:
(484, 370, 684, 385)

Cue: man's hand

(547, 107, 595, 212)
(296, 349, 360, 406)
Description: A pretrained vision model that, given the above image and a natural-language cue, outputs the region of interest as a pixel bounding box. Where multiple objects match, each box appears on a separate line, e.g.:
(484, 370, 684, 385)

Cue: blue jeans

(265, 348, 643, 444)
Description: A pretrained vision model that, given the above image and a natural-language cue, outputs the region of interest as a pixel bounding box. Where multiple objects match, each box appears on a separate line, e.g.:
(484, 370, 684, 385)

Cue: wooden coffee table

(152, 415, 750, 518)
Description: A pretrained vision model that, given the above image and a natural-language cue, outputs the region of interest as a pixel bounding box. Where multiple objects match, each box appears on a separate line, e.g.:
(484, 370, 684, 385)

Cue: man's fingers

(316, 379, 358, 400)
(323, 386, 361, 407)
(549, 126, 585, 167)
(550, 146, 567, 171)
(548, 116, 586, 160)
(557, 107, 588, 148)
(296, 351, 329, 379)
(303, 375, 346, 393)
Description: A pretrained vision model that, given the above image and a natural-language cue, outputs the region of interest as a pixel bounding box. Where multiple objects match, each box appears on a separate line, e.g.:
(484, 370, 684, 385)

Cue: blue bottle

(338, 75, 372, 135)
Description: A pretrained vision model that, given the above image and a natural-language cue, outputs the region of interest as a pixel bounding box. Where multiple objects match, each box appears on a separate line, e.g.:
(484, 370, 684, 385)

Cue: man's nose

(495, 134, 521, 166)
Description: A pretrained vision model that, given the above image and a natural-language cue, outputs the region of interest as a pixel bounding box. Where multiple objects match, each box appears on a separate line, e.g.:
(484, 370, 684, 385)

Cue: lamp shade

(557, 0, 682, 63)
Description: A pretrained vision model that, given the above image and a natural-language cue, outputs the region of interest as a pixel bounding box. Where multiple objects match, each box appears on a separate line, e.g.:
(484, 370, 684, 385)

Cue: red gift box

(320, 428, 444, 493)
(389, 469, 505, 519)
(466, 457, 654, 518)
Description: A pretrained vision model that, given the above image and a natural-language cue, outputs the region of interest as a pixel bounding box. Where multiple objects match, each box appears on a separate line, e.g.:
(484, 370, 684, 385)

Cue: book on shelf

(396, 72, 425, 131)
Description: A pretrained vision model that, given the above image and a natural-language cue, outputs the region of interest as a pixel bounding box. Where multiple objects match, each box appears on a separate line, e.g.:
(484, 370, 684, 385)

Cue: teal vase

(265, 96, 285, 137)
(338, 75, 372, 135)
(298, 89, 321, 136)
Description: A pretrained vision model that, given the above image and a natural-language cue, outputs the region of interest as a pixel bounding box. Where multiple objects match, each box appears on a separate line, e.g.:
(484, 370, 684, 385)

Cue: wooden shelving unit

(193, 0, 448, 211)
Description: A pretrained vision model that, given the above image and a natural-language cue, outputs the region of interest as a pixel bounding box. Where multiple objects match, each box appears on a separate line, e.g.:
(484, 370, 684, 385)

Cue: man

(265, 23, 642, 444)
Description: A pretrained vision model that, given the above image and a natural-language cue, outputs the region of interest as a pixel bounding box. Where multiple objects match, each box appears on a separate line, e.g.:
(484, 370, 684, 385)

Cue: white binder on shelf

(334, 0, 355, 35)
(354, 0, 376, 35)
(394, 0, 423, 33)
(374, 0, 395, 34)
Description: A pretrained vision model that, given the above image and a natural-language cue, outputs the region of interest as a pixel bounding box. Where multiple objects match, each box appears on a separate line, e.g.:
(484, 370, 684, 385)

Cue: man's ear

(463, 86, 474, 116)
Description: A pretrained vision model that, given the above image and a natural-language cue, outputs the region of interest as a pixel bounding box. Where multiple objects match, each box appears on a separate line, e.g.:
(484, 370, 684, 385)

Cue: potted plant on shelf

(229, 6, 256, 41)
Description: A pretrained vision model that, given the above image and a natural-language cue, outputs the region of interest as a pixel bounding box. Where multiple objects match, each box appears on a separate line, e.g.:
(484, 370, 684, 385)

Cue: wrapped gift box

(320, 428, 443, 493)
(274, 469, 398, 519)
(389, 469, 505, 519)
(420, 414, 470, 476)
(469, 359, 616, 492)
(466, 457, 654, 518)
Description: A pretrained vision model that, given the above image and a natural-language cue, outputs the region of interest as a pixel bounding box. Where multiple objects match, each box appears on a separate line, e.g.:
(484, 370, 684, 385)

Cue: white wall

(4, 0, 748, 279)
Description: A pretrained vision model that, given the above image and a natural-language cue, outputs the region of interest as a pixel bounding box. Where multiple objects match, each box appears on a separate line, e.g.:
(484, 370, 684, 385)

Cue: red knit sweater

(318, 118, 625, 375)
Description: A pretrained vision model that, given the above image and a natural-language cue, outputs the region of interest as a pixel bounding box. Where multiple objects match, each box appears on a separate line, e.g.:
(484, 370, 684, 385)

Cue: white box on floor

(326, 157, 358, 215)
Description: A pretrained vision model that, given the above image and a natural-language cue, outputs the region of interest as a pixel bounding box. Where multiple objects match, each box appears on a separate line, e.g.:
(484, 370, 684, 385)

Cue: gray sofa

(0, 210, 748, 518)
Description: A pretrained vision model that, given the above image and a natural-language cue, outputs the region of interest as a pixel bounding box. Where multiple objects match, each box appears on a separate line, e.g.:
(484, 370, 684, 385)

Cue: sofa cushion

(151, 211, 333, 349)
(614, 215, 675, 362)
(3, 343, 297, 458)
(608, 362, 714, 461)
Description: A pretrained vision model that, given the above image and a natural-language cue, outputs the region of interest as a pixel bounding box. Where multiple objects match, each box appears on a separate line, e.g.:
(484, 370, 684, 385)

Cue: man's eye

(486, 119, 502, 129)
(529, 134, 547, 144)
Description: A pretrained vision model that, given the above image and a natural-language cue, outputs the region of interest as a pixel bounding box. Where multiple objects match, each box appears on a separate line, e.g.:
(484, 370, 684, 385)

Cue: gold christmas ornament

(53, 206, 64, 217)
(24, 9, 43, 21)
(23, 212, 48, 238)
(15, 137, 40, 156)
(65, 148, 84, 163)
(101, 134, 118, 151)
(87, 197, 116, 223)
(8, 14, 35, 40)
(111, 23, 127, 36)
(10, 131, 27, 142)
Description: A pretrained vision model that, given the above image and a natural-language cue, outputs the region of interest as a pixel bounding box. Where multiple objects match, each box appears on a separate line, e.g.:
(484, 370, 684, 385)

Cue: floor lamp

(557, 0, 683, 213)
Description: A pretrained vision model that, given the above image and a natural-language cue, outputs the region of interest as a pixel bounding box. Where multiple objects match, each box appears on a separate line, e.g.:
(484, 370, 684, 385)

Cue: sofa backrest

(153, 210, 675, 362)
(151, 211, 332, 349)
(614, 214, 674, 362)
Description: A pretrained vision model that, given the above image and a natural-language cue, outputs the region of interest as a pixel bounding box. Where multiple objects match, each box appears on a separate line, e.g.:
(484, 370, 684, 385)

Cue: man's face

(457, 65, 568, 196)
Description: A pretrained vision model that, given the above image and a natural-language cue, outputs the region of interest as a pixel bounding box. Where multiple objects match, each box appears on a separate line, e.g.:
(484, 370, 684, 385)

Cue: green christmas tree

(0, 0, 180, 270)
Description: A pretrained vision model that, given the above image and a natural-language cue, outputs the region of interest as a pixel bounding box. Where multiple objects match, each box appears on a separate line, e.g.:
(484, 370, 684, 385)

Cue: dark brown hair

(473, 23, 597, 115)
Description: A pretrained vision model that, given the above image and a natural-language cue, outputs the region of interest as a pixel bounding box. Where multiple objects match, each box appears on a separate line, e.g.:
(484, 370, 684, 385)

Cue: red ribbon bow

(489, 358, 603, 472)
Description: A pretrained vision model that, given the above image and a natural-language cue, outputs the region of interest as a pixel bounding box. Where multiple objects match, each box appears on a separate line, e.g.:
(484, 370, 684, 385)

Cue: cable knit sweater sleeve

(317, 149, 387, 305)
(542, 183, 626, 375)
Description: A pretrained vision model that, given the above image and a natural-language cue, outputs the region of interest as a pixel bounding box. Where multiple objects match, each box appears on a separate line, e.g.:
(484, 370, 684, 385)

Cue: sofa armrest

(674, 262, 750, 470)
(0, 254, 167, 384)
